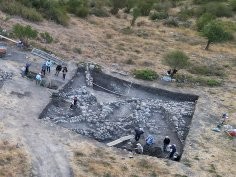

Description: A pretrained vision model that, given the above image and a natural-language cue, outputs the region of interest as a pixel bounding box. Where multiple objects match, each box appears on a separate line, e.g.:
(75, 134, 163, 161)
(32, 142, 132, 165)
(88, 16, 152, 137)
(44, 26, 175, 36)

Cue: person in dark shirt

(163, 136, 170, 152)
(134, 127, 144, 141)
(55, 64, 62, 76)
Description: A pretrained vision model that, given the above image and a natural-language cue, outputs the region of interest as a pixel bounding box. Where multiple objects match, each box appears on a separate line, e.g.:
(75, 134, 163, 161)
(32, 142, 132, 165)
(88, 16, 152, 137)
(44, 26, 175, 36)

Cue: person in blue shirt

(145, 135, 154, 145)
(35, 73, 42, 85)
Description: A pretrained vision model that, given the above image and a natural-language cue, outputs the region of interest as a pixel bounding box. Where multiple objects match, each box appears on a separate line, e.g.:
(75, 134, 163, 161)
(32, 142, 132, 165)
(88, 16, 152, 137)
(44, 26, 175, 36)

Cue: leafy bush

(153, 0, 173, 12)
(149, 11, 168, 20)
(110, 0, 127, 15)
(193, 0, 226, 4)
(133, 69, 158, 81)
(40, 32, 53, 43)
(195, 2, 233, 17)
(163, 50, 189, 70)
(13, 24, 38, 39)
(163, 18, 179, 27)
(131, 7, 141, 26)
(67, 0, 89, 18)
(188, 65, 225, 77)
(178, 6, 195, 20)
(90, 7, 110, 17)
(230, 0, 236, 11)
(196, 13, 215, 31)
(175, 74, 222, 87)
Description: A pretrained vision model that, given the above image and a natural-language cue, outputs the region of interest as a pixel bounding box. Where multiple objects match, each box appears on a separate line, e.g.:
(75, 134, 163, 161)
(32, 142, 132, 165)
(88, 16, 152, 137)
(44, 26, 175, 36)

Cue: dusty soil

(0, 10, 235, 177)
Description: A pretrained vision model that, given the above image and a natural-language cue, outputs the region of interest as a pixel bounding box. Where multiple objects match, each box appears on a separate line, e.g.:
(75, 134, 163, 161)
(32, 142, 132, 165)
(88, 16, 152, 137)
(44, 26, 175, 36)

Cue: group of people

(35, 60, 68, 85)
(134, 127, 180, 161)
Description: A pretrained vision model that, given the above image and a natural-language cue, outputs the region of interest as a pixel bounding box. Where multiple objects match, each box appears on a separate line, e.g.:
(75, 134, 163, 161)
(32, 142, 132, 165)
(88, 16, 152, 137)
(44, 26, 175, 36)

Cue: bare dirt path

(0, 54, 78, 177)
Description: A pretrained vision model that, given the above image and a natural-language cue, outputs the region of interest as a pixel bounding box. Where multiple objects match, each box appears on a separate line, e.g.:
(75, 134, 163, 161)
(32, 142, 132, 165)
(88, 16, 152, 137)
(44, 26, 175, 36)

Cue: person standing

(169, 144, 176, 159)
(46, 60, 52, 73)
(62, 66, 68, 80)
(70, 96, 78, 109)
(35, 73, 42, 85)
(163, 136, 170, 152)
(25, 63, 31, 76)
(55, 64, 62, 76)
(134, 127, 144, 141)
(41, 62, 46, 76)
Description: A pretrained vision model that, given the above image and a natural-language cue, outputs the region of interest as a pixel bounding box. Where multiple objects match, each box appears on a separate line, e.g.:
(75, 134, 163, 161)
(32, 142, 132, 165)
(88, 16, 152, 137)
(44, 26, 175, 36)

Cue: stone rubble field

(42, 85, 196, 144)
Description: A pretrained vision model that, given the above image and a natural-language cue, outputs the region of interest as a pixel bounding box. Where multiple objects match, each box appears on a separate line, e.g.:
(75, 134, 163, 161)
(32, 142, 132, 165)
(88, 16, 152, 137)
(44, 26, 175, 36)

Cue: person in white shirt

(46, 60, 52, 73)
(36, 73, 42, 85)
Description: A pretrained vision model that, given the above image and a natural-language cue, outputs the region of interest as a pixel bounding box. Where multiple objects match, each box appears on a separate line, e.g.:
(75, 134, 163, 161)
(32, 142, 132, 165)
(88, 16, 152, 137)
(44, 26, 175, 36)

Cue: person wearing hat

(134, 127, 144, 141)
(163, 136, 170, 152)
(36, 73, 42, 85)
(169, 144, 176, 159)
(135, 143, 143, 154)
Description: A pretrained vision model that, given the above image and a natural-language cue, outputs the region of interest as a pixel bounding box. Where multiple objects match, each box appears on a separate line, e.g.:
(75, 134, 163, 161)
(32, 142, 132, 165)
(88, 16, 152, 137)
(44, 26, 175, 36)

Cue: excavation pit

(40, 65, 198, 159)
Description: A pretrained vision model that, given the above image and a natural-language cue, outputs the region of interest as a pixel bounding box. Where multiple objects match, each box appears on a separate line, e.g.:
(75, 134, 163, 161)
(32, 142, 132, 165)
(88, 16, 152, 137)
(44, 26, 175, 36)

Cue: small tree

(202, 21, 233, 50)
(131, 7, 141, 26)
(196, 13, 215, 31)
(164, 50, 189, 76)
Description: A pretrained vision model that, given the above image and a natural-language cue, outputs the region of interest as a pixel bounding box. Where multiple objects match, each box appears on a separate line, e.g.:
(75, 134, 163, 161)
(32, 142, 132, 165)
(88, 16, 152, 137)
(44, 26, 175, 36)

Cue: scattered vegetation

(175, 74, 222, 87)
(149, 11, 169, 21)
(133, 69, 158, 81)
(163, 18, 179, 27)
(40, 32, 53, 44)
(188, 65, 225, 77)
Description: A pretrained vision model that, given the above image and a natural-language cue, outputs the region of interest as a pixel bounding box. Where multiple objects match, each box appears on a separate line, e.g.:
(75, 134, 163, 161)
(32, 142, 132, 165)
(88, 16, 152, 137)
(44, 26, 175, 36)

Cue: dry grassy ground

(0, 11, 236, 177)
(0, 124, 30, 177)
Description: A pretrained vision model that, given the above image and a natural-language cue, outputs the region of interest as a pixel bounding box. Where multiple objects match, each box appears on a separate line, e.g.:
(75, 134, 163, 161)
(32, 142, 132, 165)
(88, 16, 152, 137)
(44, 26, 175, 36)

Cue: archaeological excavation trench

(40, 63, 198, 159)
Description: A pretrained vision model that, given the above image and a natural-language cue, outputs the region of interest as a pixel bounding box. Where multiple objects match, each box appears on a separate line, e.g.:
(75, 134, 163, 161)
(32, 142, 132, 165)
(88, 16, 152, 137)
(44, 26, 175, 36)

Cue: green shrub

(138, 0, 156, 16)
(13, 24, 38, 39)
(40, 32, 53, 43)
(120, 27, 133, 35)
(163, 50, 189, 70)
(73, 47, 82, 54)
(110, 0, 127, 15)
(196, 13, 215, 31)
(163, 18, 179, 27)
(90, 7, 110, 17)
(174, 74, 222, 87)
(153, 0, 173, 12)
(205, 2, 232, 17)
(178, 6, 195, 20)
(188, 65, 225, 77)
(230, 0, 236, 11)
(193, 0, 226, 4)
(133, 69, 158, 81)
(149, 11, 168, 20)
(131, 7, 141, 26)
(195, 2, 233, 17)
